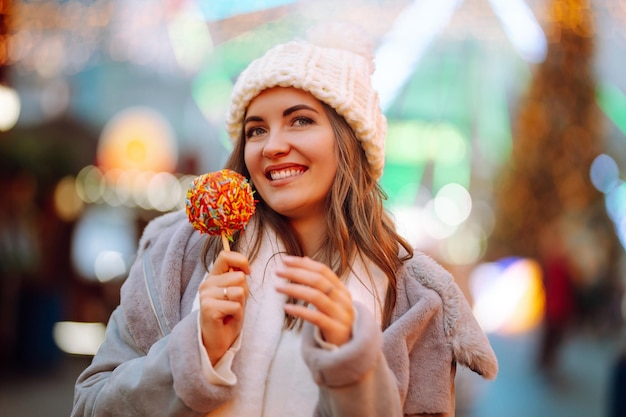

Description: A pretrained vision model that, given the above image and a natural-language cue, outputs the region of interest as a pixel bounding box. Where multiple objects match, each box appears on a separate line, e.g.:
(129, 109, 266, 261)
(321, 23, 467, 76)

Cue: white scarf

(208, 227, 289, 417)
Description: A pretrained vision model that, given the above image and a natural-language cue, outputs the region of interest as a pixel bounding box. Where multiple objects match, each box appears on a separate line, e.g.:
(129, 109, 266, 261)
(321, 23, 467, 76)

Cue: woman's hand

(275, 255, 354, 346)
(199, 250, 250, 365)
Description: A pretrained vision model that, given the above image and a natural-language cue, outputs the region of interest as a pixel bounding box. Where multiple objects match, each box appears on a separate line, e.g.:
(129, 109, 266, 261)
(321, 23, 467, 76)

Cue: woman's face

(243, 87, 338, 221)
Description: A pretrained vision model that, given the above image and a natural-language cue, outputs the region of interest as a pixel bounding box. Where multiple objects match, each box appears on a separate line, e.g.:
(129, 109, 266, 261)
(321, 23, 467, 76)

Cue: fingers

(219, 285, 246, 305)
(276, 256, 351, 306)
(283, 303, 353, 345)
(200, 250, 250, 324)
(200, 262, 248, 305)
(278, 256, 340, 292)
(199, 282, 247, 316)
(201, 275, 249, 300)
(275, 255, 355, 346)
(205, 250, 250, 295)
(276, 275, 351, 320)
(211, 250, 251, 276)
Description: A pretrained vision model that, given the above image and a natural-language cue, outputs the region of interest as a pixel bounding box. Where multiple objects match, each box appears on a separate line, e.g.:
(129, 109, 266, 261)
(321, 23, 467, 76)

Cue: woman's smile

(266, 165, 307, 181)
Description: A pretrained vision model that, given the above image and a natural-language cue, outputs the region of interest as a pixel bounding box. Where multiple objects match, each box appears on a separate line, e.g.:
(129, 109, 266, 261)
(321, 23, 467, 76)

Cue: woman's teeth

(269, 168, 304, 180)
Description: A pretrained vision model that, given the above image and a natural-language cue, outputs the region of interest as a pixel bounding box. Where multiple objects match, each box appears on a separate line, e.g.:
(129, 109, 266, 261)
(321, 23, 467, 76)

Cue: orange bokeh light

(97, 107, 178, 173)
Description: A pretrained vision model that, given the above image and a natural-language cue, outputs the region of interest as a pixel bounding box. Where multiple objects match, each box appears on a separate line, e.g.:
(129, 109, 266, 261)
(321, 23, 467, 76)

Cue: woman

(72, 26, 497, 417)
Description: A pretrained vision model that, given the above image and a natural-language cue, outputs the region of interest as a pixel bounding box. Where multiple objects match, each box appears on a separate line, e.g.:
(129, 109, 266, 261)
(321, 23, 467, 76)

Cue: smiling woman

(72, 22, 498, 417)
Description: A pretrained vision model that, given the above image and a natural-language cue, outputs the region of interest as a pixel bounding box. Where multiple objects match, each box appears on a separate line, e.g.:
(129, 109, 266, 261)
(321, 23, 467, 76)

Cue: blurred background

(1, 0, 625, 416)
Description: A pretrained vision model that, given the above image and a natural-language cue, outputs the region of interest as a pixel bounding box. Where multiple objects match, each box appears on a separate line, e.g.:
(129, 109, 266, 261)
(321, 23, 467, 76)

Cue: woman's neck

(288, 215, 326, 257)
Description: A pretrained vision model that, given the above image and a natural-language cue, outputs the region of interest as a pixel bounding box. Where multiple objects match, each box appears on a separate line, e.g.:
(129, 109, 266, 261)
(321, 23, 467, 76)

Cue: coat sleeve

(301, 302, 403, 417)
(71, 211, 233, 416)
(71, 308, 232, 416)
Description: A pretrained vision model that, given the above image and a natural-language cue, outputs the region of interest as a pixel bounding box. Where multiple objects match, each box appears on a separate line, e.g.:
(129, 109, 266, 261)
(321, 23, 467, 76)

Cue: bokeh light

(74, 165, 193, 212)
(146, 172, 182, 212)
(433, 182, 472, 226)
(71, 206, 137, 282)
(97, 106, 178, 174)
(75, 165, 106, 204)
(0, 84, 21, 131)
(53, 175, 84, 222)
(390, 182, 484, 263)
(94, 250, 127, 282)
(471, 258, 546, 335)
(52, 321, 106, 356)
(590, 153, 620, 193)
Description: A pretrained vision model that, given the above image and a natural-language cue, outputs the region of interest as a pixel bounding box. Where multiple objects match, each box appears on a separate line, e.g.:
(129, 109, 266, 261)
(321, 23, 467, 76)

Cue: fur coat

(72, 210, 497, 417)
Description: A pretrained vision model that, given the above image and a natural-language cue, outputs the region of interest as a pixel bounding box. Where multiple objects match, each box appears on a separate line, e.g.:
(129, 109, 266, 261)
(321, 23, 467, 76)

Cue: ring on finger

(223, 287, 229, 301)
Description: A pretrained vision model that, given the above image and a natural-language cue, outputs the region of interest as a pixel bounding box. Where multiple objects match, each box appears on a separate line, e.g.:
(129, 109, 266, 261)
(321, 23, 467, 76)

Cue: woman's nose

(262, 130, 290, 158)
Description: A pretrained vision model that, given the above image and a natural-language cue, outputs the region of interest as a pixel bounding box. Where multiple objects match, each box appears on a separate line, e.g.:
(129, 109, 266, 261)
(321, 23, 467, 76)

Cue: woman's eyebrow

(243, 115, 264, 126)
(244, 104, 319, 126)
(283, 104, 319, 117)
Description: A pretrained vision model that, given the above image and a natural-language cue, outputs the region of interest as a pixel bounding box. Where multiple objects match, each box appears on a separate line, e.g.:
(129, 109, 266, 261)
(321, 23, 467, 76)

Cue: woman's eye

(292, 116, 314, 127)
(245, 126, 266, 139)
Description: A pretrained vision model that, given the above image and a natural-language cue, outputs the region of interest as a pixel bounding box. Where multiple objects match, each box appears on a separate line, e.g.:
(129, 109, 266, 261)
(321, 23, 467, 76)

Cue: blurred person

(537, 217, 578, 370)
(72, 23, 498, 417)
(538, 206, 624, 375)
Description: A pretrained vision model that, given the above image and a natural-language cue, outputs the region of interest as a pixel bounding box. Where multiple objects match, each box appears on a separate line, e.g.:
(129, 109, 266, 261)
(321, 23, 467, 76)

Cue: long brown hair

(201, 101, 413, 329)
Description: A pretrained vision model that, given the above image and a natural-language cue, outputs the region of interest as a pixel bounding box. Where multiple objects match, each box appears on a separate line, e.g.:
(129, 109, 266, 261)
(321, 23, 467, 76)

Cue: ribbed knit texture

(226, 40, 386, 180)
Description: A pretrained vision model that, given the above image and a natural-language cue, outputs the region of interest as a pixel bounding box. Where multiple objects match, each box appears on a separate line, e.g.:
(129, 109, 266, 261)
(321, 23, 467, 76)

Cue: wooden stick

(221, 233, 231, 252)
(221, 232, 234, 325)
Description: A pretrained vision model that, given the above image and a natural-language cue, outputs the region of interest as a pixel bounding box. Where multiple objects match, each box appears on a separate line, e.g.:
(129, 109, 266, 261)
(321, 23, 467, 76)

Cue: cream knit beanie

(225, 23, 386, 180)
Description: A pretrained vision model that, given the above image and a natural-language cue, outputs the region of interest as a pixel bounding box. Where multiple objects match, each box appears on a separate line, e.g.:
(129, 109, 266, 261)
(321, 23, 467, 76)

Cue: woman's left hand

(275, 255, 354, 346)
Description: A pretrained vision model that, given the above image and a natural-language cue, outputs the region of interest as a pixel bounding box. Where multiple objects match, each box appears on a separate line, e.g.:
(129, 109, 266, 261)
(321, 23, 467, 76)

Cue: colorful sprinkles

(185, 169, 256, 240)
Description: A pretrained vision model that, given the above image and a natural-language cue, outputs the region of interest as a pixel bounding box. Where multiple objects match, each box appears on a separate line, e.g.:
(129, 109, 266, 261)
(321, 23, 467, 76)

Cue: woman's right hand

(199, 250, 250, 365)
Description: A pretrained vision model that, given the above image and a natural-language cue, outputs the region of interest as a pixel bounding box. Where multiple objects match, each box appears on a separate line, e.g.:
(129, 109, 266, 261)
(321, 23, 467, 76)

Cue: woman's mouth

(268, 167, 306, 181)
